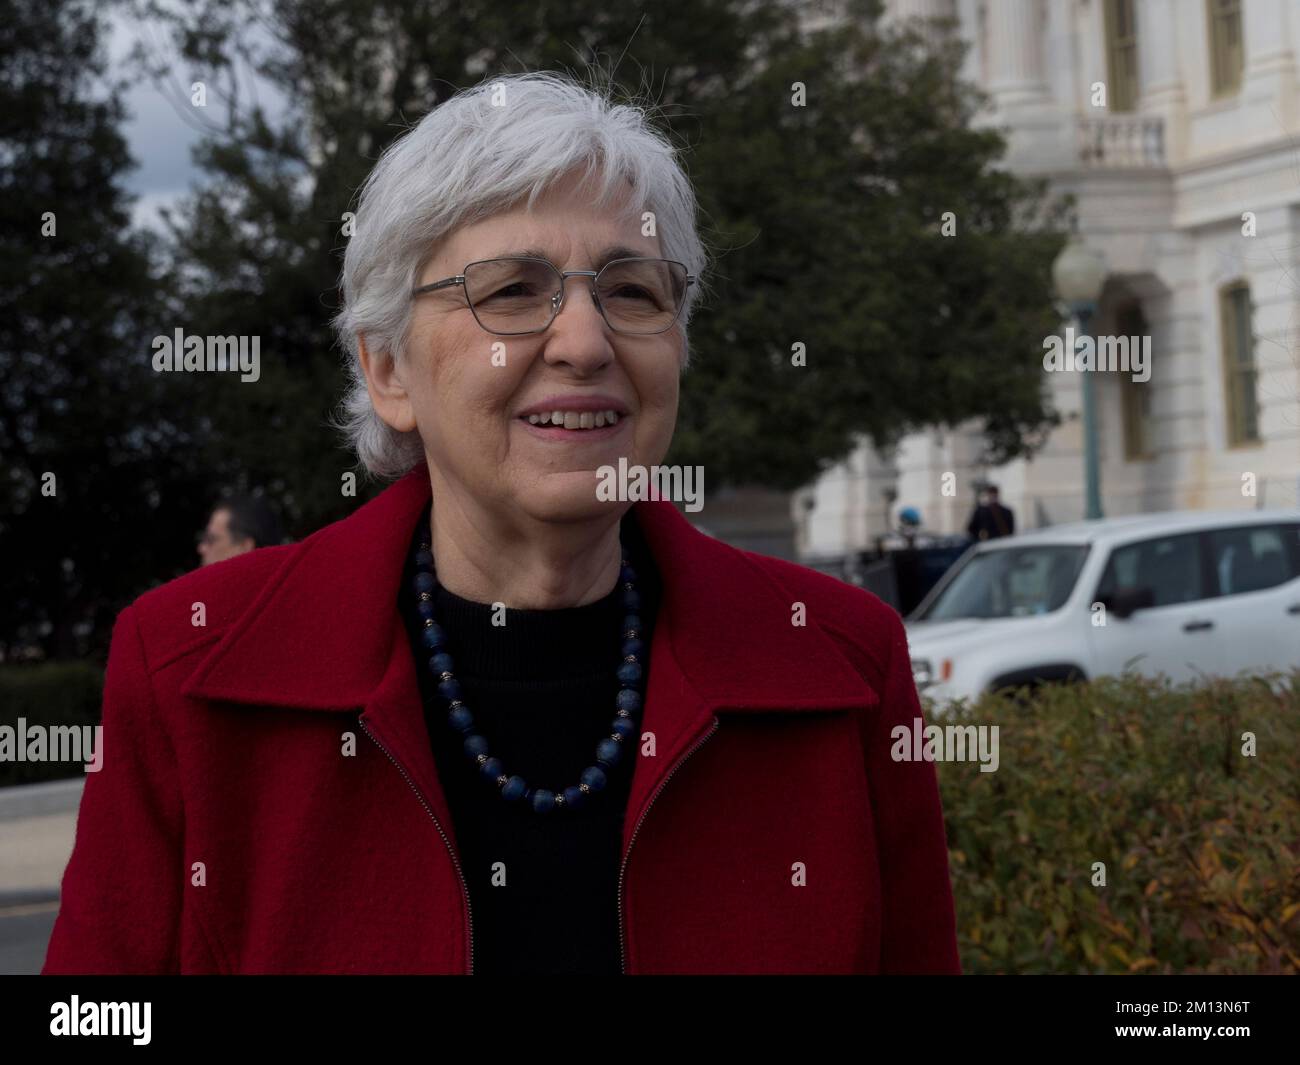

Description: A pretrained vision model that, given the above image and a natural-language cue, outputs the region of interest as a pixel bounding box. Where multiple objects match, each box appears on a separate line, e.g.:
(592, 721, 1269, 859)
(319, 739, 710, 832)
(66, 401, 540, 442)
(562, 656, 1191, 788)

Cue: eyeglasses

(411, 256, 696, 336)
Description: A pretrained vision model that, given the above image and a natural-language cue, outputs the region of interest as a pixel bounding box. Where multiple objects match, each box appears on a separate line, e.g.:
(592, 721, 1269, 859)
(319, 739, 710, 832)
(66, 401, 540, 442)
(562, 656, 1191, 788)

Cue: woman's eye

(484, 282, 534, 301)
(608, 284, 655, 302)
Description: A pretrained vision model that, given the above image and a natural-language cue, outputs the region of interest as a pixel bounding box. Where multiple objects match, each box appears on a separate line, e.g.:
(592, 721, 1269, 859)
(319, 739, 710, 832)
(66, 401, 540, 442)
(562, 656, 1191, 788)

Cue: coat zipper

(617, 715, 719, 974)
(358, 717, 474, 974)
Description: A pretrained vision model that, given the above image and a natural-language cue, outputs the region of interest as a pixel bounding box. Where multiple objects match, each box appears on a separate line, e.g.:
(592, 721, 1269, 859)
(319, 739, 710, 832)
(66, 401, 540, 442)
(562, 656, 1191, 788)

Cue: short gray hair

(331, 70, 711, 480)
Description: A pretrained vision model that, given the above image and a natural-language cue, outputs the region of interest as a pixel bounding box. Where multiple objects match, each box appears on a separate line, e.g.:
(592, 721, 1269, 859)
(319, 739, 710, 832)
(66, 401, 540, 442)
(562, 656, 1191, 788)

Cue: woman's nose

(542, 283, 616, 367)
(551, 274, 602, 322)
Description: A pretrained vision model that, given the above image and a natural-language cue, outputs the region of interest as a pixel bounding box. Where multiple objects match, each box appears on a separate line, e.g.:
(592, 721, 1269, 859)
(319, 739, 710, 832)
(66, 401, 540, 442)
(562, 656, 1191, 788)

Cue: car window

(1095, 533, 1205, 607)
(918, 545, 1088, 620)
(1208, 524, 1295, 595)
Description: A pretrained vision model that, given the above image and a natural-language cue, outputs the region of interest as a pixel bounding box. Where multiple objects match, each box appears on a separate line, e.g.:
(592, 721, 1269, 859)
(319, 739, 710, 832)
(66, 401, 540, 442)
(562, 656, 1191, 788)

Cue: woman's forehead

(431, 212, 661, 272)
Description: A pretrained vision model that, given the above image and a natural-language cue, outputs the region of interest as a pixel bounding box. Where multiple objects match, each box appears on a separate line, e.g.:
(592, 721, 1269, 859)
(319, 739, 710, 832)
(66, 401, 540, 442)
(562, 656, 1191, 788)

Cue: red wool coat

(43, 465, 960, 974)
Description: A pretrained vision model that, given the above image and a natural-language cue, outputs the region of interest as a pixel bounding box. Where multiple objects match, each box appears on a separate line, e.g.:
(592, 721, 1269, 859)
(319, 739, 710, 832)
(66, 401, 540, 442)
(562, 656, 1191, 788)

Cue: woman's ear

(358, 335, 418, 433)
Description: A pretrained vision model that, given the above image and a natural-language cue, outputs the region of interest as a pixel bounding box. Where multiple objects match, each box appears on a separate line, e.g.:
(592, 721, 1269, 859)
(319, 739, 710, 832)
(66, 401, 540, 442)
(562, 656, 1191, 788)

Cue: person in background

(966, 484, 1014, 541)
(197, 494, 284, 566)
(896, 505, 923, 548)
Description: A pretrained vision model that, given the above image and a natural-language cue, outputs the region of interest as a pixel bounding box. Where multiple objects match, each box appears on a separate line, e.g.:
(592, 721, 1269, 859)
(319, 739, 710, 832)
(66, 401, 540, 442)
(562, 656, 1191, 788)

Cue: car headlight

(912, 658, 934, 690)
(911, 657, 952, 691)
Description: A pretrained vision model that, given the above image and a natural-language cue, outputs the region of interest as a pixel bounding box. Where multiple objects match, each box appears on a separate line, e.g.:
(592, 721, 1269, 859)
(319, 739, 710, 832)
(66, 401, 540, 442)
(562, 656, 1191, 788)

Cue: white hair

(330, 70, 711, 480)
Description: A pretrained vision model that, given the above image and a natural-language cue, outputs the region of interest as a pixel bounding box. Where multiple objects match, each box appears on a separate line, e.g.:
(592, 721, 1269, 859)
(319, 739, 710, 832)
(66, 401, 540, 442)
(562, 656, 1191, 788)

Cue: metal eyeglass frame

(410, 255, 696, 336)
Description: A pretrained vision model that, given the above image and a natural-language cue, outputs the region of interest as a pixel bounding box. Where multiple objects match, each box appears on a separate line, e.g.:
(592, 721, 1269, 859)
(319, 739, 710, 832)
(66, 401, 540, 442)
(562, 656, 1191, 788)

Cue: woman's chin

(514, 469, 632, 523)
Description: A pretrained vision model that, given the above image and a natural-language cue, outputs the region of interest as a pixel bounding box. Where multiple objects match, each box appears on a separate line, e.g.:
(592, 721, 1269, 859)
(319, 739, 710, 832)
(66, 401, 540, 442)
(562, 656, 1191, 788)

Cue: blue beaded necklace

(409, 518, 645, 814)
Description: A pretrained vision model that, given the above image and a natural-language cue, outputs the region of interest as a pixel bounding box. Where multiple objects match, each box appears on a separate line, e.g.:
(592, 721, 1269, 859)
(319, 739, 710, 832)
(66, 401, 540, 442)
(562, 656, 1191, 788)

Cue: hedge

(0, 661, 104, 787)
(936, 673, 1300, 974)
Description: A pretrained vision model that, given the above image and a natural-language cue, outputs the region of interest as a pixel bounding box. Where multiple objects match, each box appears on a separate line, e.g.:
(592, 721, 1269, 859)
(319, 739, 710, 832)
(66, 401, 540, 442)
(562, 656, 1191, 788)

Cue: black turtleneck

(399, 508, 661, 975)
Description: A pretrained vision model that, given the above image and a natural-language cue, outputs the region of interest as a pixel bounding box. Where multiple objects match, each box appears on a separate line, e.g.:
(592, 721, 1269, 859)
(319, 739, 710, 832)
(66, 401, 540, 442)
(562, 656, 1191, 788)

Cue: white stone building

(797, 0, 1300, 559)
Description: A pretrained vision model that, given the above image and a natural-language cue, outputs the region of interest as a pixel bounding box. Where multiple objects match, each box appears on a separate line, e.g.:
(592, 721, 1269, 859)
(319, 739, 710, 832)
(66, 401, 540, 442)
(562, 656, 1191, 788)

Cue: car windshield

(915, 545, 1089, 620)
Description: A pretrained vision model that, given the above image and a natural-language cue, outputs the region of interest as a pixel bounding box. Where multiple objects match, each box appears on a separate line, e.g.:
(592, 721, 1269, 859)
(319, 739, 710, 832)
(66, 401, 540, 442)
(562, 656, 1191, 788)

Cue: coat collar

(182, 464, 879, 857)
(183, 462, 878, 716)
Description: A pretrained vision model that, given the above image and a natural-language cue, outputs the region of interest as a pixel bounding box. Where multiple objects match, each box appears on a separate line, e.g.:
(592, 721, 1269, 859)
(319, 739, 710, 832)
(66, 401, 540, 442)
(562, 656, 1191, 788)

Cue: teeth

(526, 408, 625, 428)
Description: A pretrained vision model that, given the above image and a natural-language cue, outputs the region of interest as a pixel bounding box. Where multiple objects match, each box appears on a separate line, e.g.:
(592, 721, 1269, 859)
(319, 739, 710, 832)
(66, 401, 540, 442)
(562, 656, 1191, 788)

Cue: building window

(1220, 281, 1259, 446)
(1117, 303, 1152, 459)
(1208, 0, 1244, 97)
(1103, 0, 1140, 112)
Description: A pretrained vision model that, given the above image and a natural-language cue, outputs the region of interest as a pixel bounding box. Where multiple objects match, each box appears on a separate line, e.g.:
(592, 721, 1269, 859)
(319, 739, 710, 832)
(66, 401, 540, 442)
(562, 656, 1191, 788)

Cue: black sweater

(400, 509, 660, 975)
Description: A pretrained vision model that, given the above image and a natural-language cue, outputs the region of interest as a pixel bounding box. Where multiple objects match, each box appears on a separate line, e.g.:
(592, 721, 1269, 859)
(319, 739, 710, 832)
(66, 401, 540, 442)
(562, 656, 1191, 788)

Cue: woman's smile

(512, 391, 633, 444)
(515, 411, 630, 442)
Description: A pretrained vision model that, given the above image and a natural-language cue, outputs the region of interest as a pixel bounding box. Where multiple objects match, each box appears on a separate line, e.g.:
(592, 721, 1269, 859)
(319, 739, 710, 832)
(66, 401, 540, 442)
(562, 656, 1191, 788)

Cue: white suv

(905, 510, 1300, 708)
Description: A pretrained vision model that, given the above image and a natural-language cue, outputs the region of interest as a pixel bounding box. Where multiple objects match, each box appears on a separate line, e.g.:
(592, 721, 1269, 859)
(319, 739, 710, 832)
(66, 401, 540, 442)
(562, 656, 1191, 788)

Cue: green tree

(675, 6, 1068, 485)
(0, 0, 210, 658)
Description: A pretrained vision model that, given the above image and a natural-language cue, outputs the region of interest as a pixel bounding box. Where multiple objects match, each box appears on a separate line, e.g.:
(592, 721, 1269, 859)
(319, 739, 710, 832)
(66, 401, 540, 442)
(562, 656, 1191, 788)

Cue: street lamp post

(1052, 235, 1108, 521)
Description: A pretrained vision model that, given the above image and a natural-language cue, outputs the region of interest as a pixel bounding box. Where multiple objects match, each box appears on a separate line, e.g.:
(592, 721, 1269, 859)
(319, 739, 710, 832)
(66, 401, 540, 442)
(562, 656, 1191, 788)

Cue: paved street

(0, 780, 82, 975)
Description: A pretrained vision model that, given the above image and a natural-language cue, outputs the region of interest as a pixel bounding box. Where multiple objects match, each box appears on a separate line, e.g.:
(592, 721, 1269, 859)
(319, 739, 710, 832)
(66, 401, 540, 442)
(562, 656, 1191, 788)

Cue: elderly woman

(44, 72, 959, 975)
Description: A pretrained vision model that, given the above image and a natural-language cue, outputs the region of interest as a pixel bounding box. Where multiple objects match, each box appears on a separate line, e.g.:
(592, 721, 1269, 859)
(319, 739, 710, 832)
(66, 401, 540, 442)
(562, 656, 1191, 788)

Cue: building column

(980, 0, 1070, 173)
(1136, 0, 1187, 163)
(1241, 0, 1297, 135)
(985, 0, 1049, 108)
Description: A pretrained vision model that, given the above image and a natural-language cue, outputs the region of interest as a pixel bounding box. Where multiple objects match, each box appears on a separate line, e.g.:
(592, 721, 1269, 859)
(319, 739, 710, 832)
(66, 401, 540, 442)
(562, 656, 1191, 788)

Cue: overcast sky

(107, 10, 286, 230)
